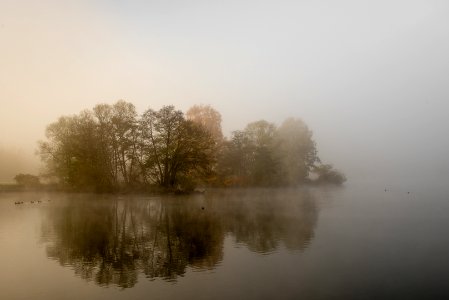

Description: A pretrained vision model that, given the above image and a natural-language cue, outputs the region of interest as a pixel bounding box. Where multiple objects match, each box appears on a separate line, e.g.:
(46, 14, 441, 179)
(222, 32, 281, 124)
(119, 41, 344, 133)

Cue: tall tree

(38, 100, 140, 192)
(217, 120, 279, 186)
(93, 103, 116, 186)
(110, 100, 139, 186)
(275, 118, 320, 185)
(217, 130, 254, 185)
(38, 111, 107, 191)
(140, 106, 216, 189)
(244, 120, 279, 185)
(217, 118, 321, 186)
(186, 104, 223, 143)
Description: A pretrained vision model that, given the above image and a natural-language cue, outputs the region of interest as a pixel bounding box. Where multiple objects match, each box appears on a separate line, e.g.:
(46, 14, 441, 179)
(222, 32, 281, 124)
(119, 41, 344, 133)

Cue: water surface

(1, 183, 449, 299)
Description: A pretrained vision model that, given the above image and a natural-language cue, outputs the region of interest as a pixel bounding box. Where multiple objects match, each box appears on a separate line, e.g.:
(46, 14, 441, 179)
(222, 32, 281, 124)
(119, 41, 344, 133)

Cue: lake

(1, 182, 449, 299)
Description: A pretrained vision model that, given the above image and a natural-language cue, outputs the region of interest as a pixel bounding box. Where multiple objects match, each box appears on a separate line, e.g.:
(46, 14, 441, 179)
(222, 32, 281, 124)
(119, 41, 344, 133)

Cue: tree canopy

(216, 118, 324, 186)
(186, 104, 223, 143)
(39, 101, 216, 192)
(38, 100, 345, 192)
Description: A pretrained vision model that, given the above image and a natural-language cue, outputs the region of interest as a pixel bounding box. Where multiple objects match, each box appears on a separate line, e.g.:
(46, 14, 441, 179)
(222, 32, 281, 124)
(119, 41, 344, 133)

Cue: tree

(38, 101, 342, 191)
(217, 130, 254, 186)
(275, 118, 320, 185)
(109, 100, 139, 186)
(217, 120, 279, 186)
(313, 164, 346, 185)
(217, 118, 323, 187)
(38, 100, 140, 192)
(244, 120, 279, 185)
(38, 112, 102, 191)
(93, 103, 116, 187)
(140, 106, 216, 189)
(186, 104, 223, 143)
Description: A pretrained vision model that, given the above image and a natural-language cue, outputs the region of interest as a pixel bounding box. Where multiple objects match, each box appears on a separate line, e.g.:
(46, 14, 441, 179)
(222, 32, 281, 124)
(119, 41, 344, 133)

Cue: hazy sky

(1, 0, 448, 182)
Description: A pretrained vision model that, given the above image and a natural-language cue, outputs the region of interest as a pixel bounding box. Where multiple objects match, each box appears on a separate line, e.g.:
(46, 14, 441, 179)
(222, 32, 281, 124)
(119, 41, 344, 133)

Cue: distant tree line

(38, 100, 345, 192)
(14, 173, 40, 187)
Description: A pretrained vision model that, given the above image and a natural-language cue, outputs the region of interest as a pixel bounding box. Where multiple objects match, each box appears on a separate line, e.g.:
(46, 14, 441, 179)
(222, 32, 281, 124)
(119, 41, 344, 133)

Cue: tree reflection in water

(42, 189, 318, 288)
(215, 189, 318, 253)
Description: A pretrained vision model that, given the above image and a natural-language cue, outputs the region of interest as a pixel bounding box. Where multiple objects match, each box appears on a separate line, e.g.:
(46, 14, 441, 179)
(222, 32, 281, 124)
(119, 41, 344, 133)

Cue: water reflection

(42, 189, 318, 287)
(216, 189, 318, 253)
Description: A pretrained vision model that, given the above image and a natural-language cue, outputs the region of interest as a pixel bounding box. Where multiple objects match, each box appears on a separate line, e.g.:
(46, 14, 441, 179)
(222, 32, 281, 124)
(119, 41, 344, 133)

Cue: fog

(1, 0, 449, 184)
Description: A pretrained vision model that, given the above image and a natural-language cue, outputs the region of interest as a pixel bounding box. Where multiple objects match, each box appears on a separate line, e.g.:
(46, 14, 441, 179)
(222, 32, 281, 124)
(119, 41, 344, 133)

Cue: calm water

(1, 182, 449, 299)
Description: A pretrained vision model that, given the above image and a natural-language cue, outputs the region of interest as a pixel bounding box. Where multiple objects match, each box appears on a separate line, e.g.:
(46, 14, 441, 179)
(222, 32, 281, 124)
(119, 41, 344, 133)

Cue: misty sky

(1, 0, 448, 182)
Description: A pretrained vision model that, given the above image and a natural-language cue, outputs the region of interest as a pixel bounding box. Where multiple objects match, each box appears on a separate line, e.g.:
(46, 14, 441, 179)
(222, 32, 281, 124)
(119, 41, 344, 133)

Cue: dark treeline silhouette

(14, 173, 40, 187)
(41, 189, 318, 287)
(38, 100, 345, 192)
